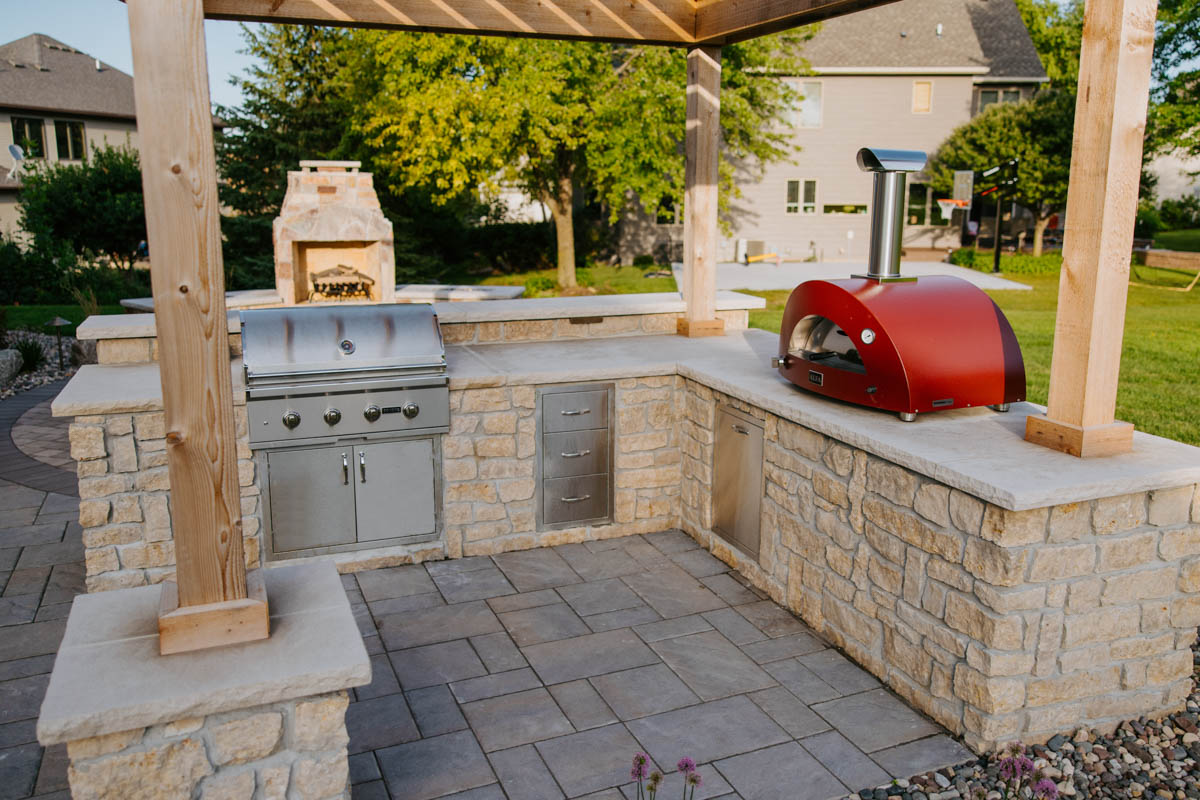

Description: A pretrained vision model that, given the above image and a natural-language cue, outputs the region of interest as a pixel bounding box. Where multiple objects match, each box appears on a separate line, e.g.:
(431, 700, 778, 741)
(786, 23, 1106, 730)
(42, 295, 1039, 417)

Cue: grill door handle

(342, 452, 349, 485)
(561, 494, 592, 503)
(560, 408, 590, 417)
(561, 449, 591, 458)
(732, 424, 751, 435)
(359, 451, 366, 483)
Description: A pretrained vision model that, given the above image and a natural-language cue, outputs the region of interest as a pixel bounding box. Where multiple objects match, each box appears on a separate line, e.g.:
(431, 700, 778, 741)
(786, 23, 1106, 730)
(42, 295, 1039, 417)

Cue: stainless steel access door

(713, 406, 764, 559)
(353, 439, 437, 541)
(268, 445, 357, 554)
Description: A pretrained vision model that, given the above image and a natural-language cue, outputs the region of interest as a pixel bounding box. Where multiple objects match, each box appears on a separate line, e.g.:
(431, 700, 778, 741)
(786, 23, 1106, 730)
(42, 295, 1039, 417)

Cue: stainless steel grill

(241, 304, 449, 560)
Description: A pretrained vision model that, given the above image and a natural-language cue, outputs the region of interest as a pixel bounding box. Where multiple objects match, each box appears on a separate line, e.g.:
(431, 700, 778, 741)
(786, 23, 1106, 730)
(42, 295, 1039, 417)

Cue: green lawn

(478, 264, 678, 296)
(1154, 229, 1200, 252)
(743, 267, 1200, 446)
(2, 305, 125, 337)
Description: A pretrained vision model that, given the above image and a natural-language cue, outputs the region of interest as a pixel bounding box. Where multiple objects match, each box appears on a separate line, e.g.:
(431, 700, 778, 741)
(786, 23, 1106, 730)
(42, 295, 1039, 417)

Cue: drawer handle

(561, 449, 592, 458)
(342, 452, 349, 485)
(360, 451, 367, 482)
(732, 424, 751, 435)
(560, 408, 591, 417)
(561, 494, 592, 503)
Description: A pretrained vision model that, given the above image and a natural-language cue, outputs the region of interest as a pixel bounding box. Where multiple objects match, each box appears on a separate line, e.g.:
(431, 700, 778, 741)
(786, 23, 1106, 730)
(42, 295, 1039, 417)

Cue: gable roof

(802, 0, 1046, 81)
(0, 34, 136, 120)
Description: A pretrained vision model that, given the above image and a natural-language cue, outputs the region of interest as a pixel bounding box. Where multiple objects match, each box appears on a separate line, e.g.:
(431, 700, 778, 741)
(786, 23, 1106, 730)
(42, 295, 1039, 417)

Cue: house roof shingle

(0, 33, 136, 119)
(802, 0, 1046, 81)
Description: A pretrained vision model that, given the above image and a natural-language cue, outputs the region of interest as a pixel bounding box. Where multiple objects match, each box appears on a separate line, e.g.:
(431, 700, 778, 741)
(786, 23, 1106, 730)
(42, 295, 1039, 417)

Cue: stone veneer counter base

(38, 561, 370, 744)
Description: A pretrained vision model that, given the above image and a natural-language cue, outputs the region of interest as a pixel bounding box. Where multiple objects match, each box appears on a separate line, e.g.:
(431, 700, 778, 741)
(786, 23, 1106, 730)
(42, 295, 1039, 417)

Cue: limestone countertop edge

(36, 561, 371, 746)
(75, 291, 767, 340)
(50, 330, 1200, 512)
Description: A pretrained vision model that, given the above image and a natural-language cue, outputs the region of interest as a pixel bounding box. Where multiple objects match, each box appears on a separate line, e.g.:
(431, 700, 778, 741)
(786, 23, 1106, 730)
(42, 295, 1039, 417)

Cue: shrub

(523, 275, 557, 295)
(632, 254, 657, 269)
(948, 247, 1063, 275)
(1136, 201, 1164, 238)
(12, 335, 45, 373)
(1158, 196, 1200, 231)
(0, 308, 7, 349)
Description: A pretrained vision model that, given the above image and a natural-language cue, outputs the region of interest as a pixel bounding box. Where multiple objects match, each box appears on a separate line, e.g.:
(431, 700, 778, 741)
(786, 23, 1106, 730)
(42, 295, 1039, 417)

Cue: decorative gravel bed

(849, 640, 1200, 800)
(0, 331, 78, 400)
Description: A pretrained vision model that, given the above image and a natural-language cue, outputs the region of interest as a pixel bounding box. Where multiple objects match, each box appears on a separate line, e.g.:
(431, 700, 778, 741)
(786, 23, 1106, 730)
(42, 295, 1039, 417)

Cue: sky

(3, 1, 263, 110)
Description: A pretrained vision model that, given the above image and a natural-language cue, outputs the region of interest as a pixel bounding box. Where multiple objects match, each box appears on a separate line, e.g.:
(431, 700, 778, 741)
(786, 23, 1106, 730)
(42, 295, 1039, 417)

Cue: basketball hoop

(936, 198, 967, 218)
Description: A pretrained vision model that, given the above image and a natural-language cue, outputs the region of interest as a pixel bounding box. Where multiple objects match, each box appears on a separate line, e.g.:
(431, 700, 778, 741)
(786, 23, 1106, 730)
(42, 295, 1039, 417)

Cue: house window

(11, 117, 45, 158)
(823, 204, 868, 214)
(786, 180, 817, 214)
(907, 183, 928, 225)
(55, 121, 86, 160)
(790, 81, 822, 128)
(979, 88, 1022, 111)
(912, 81, 932, 114)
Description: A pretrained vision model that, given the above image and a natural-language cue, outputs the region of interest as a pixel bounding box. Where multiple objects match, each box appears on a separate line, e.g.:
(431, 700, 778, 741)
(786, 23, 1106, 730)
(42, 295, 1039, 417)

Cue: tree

(347, 32, 809, 288)
(927, 91, 1075, 257)
(17, 144, 145, 270)
(1012, 0, 1084, 89)
(1146, 0, 1200, 159)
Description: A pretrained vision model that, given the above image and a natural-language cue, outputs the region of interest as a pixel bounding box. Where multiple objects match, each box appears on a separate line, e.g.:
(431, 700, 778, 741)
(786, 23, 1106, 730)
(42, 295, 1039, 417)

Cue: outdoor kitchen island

(52, 313, 1200, 753)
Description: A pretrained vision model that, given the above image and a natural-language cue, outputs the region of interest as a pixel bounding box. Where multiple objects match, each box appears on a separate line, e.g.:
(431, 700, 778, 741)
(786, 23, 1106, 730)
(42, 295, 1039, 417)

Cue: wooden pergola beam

(199, 0, 902, 45)
(1024, 0, 1157, 458)
(128, 0, 269, 653)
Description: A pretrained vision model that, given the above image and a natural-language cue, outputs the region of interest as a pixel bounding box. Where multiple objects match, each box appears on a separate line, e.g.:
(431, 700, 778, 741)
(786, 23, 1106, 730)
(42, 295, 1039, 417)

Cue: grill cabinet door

(267, 446, 357, 553)
(712, 407, 763, 558)
(353, 439, 437, 541)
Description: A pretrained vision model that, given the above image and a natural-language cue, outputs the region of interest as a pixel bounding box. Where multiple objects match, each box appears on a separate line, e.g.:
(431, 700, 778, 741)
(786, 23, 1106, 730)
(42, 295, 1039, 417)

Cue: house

(618, 0, 1047, 264)
(0, 34, 141, 239)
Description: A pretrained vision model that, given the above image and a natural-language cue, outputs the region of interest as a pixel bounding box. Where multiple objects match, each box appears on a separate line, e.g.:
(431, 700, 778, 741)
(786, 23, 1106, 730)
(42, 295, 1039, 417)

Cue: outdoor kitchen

(28, 0, 1193, 797)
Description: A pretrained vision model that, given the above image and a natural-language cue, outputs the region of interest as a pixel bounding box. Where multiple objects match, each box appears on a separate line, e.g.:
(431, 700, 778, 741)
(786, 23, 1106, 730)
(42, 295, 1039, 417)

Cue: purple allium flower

(677, 757, 697, 775)
(631, 752, 650, 781)
(1033, 778, 1059, 800)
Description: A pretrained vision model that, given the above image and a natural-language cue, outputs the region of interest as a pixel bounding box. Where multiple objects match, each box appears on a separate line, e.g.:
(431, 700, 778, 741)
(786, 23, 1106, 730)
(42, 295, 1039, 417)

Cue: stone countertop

(75, 291, 766, 340)
(51, 359, 246, 417)
(37, 561, 371, 745)
(450, 330, 1200, 511)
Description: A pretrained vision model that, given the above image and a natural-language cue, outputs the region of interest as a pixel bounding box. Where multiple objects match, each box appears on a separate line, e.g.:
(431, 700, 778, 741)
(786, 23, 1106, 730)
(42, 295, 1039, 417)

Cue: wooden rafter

(199, 0, 901, 45)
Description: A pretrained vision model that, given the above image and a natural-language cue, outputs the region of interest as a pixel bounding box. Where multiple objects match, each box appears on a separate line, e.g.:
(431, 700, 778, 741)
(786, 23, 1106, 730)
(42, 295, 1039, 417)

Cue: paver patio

(0, 405, 975, 800)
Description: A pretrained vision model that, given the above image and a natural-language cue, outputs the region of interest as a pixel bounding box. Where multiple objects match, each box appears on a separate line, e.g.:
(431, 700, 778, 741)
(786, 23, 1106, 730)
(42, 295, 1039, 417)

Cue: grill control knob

(402, 403, 420, 419)
(363, 405, 382, 423)
(323, 408, 342, 426)
(282, 410, 301, 430)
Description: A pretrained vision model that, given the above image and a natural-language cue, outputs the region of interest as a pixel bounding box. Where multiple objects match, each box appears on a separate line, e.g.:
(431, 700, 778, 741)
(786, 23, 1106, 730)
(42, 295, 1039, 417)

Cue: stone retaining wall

(64, 691, 350, 800)
(69, 408, 262, 593)
(677, 378, 1200, 751)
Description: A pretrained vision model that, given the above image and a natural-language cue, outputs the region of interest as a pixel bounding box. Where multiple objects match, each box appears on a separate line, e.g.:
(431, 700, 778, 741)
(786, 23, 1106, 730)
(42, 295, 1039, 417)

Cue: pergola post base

(1024, 414, 1134, 458)
(158, 569, 270, 655)
(677, 318, 726, 338)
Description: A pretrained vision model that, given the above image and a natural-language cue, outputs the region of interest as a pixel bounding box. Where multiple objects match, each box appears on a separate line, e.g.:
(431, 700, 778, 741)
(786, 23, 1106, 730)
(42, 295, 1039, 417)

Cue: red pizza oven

(771, 148, 1026, 421)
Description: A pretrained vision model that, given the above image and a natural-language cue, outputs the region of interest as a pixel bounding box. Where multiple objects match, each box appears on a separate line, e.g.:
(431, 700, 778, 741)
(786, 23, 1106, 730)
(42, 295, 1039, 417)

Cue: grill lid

(241, 304, 445, 381)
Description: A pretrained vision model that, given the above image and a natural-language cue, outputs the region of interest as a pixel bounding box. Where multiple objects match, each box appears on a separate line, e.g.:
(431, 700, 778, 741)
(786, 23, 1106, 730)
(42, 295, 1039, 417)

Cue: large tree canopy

(1012, 0, 1084, 89)
(1147, 0, 1200, 159)
(927, 91, 1074, 256)
(345, 31, 811, 287)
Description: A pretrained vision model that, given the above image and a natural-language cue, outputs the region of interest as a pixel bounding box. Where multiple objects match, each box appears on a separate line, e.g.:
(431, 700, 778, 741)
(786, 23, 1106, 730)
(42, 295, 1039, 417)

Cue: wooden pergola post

(127, 0, 268, 653)
(678, 45, 725, 338)
(1024, 0, 1157, 458)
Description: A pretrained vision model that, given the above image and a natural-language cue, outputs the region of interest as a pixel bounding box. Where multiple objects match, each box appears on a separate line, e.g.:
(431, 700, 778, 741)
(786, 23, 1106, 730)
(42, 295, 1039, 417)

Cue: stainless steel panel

(267, 446, 357, 553)
(543, 474, 608, 525)
(713, 407, 763, 558)
(248, 385, 449, 446)
(543, 430, 609, 479)
(543, 390, 609, 433)
(353, 439, 437, 541)
(241, 304, 445, 379)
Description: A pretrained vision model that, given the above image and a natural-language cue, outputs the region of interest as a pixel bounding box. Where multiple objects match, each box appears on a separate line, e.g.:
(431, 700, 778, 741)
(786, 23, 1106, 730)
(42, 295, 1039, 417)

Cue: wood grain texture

(676, 318, 726, 337)
(158, 570, 270, 655)
(201, 0, 696, 44)
(683, 45, 721, 326)
(1024, 415, 1134, 458)
(694, 0, 905, 43)
(1038, 0, 1157, 434)
(128, 0, 248, 607)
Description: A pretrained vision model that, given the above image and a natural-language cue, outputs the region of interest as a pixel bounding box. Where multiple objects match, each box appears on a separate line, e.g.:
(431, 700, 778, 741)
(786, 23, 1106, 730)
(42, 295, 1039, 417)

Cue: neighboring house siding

(1147, 153, 1200, 202)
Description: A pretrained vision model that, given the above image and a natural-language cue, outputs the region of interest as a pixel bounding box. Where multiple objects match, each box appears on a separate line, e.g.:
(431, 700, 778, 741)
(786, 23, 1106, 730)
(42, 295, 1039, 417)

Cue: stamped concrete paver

(0, 445, 970, 800)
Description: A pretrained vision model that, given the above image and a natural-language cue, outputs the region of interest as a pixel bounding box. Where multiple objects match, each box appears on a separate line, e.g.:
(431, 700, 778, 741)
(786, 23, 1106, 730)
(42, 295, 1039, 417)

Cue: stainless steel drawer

(543, 390, 609, 433)
(543, 430, 608, 479)
(543, 474, 608, 525)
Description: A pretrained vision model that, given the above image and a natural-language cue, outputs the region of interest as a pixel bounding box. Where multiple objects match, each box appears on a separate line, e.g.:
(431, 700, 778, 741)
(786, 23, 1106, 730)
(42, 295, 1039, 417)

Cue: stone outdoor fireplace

(273, 161, 396, 305)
